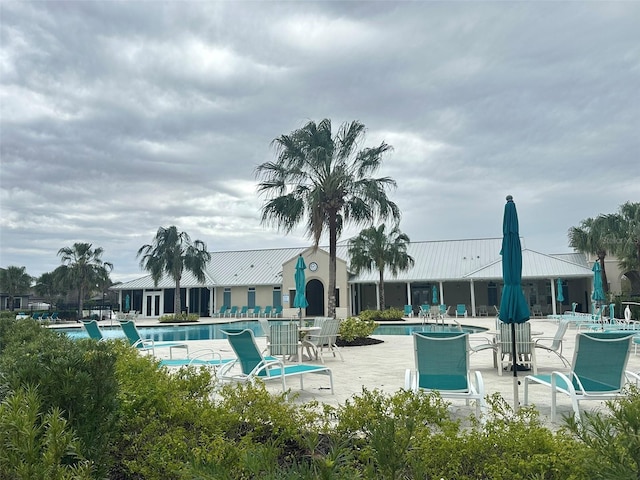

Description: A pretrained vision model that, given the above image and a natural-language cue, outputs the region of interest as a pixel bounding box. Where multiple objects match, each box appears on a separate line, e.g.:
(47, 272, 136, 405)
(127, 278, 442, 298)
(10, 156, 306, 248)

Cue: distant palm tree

(57, 243, 113, 319)
(137, 226, 211, 316)
(0, 266, 33, 311)
(349, 225, 414, 310)
(34, 271, 64, 310)
(568, 215, 618, 294)
(256, 119, 400, 317)
(605, 202, 640, 294)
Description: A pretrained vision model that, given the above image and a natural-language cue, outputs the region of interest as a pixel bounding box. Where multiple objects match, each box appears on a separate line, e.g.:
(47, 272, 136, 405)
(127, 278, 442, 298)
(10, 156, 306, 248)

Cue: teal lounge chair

(455, 304, 467, 318)
(272, 305, 283, 318)
(225, 306, 239, 318)
(119, 320, 189, 358)
(213, 306, 228, 318)
(217, 329, 333, 398)
(237, 306, 249, 318)
(403, 305, 414, 318)
(405, 332, 487, 419)
(524, 332, 640, 422)
(50, 312, 60, 323)
(249, 306, 262, 318)
(81, 319, 105, 341)
(261, 306, 273, 317)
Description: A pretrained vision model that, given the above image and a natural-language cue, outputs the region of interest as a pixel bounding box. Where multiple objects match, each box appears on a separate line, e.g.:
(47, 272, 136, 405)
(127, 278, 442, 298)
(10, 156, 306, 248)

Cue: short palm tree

(57, 243, 113, 319)
(348, 224, 414, 310)
(568, 216, 618, 294)
(137, 226, 211, 316)
(0, 266, 33, 311)
(256, 119, 400, 317)
(34, 271, 64, 310)
(605, 202, 640, 294)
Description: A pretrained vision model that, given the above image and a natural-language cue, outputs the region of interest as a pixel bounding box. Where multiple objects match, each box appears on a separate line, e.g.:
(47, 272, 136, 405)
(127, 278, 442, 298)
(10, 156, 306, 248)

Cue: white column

(375, 283, 380, 310)
(550, 278, 557, 315)
(406, 282, 412, 306)
(118, 291, 122, 312)
(470, 280, 476, 317)
(209, 287, 214, 316)
(185, 288, 190, 314)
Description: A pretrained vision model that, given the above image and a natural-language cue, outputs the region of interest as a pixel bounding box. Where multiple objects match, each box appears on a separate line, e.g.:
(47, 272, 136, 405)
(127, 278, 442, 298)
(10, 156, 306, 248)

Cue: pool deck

(84, 316, 640, 427)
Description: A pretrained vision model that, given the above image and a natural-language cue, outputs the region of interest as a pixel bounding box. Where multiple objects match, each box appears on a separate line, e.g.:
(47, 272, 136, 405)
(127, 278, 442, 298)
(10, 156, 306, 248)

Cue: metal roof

(464, 249, 593, 280)
(112, 238, 590, 290)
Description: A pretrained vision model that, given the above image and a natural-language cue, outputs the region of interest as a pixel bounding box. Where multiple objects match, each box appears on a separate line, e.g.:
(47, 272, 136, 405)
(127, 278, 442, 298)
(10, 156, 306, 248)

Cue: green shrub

(158, 313, 200, 322)
(565, 385, 640, 479)
(0, 318, 120, 478)
(0, 386, 94, 479)
(339, 317, 378, 341)
(357, 308, 404, 321)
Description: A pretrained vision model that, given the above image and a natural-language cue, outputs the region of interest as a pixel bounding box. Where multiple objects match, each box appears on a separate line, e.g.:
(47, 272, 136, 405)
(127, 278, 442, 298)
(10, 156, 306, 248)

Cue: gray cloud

(1, 1, 639, 282)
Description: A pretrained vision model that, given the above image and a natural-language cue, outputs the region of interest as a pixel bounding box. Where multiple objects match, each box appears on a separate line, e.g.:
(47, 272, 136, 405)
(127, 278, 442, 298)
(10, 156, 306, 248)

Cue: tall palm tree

(348, 224, 414, 310)
(0, 266, 33, 311)
(57, 243, 113, 319)
(137, 226, 211, 316)
(256, 119, 400, 318)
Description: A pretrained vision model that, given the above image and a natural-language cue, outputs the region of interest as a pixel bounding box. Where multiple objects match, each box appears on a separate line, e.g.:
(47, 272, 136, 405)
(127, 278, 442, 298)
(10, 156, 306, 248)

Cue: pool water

(60, 321, 487, 342)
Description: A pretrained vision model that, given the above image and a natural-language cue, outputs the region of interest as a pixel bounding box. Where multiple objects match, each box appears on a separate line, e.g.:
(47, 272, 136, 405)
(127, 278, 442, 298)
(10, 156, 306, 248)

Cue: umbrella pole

(511, 322, 519, 411)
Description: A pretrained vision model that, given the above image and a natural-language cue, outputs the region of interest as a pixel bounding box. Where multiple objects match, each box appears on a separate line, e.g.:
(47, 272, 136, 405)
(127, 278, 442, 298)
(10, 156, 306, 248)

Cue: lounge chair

(272, 305, 283, 318)
(213, 306, 228, 318)
(50, 312, 61, 323)
(225, 306, 238, 318)
(405, 331, 487, 418)
(237, 306, 249, 318)
(249, 306, 262, 318)
(81, 319, 105, 341)
(534, 320, 570, 366)
(532, 304, 544, 317)
(217, 329, 334, 398)
(455, 304, 467, 318)
(119, 320, 189, 358)
(524, 331, 640, 422)
(302, 317, 343, 363)
(418, 304, 430, 319)
(268, 323, 300, 362)
(403, 305, 414, 318)
(159, 349, 233, 368)
(477, 305, 488, 317)
(261, 306, 273, 318)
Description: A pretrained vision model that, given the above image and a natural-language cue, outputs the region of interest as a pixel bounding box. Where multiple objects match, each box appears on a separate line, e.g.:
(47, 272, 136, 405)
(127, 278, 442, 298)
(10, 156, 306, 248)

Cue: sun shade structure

(294, 255, 309, 326)
(498, 195, 530, 410)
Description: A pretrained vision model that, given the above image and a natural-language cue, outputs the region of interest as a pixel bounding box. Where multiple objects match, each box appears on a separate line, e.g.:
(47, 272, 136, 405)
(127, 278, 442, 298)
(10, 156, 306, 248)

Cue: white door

(145, 293, 161, 317)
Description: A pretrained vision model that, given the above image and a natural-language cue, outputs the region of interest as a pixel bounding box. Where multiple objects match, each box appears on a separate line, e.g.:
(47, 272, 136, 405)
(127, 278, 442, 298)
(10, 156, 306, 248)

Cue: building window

(272, 286, 282, 308)
(223, 288, 231, 308)
(247, 287, 256, 308)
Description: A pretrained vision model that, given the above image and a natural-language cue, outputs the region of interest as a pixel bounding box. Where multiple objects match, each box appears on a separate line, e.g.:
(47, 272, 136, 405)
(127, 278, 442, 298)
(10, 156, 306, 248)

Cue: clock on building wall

(309, 262, 318, 272)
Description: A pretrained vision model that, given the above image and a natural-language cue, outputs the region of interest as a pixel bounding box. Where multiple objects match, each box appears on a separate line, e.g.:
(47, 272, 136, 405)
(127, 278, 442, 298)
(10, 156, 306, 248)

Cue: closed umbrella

(294, 255, 309, 328)
(498, 195, 530, 410)
(125, 294, 130, 312)
(556, 278, 564, 314)
(432, 285, 438, 305)
(591, 261, 606, 326)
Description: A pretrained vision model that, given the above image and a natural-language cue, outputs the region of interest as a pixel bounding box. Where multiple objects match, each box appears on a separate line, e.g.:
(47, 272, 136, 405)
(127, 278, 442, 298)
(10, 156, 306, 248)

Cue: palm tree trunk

(175, 277, 182, 315)
(379, 269, 385, 310)
(328, 212, 337, 318)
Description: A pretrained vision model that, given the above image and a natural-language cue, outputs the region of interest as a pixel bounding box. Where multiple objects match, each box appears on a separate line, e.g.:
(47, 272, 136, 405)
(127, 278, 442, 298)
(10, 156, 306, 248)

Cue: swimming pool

(59, 321, 487, 342)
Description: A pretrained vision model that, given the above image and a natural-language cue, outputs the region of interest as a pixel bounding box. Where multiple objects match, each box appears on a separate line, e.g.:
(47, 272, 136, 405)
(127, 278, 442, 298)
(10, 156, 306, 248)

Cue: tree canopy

(256, 119, 400, 317)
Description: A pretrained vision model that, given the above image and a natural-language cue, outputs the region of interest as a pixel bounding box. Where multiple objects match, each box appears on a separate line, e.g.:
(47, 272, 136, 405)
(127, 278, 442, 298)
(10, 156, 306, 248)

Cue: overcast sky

(1, 1, 639, 283)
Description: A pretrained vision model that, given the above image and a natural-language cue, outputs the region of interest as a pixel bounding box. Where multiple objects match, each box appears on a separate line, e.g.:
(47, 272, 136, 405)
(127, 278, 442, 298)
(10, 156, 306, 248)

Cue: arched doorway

(306, 279, 324, 316)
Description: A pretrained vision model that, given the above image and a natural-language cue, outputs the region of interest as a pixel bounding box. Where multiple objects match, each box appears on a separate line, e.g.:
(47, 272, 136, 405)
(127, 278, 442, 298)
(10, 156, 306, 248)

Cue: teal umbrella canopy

(125, 294, 130, 312)
(556, 278, 564, 303)
(432, 285, 438, 305)
(498, 196, 530, 325)
(293, 255, 309, 310)
(591, 261, 606, 304)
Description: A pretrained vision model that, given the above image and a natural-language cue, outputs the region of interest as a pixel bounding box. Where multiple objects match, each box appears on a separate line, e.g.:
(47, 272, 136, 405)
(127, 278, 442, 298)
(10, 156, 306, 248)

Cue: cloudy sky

(1, 1, 638, 283)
